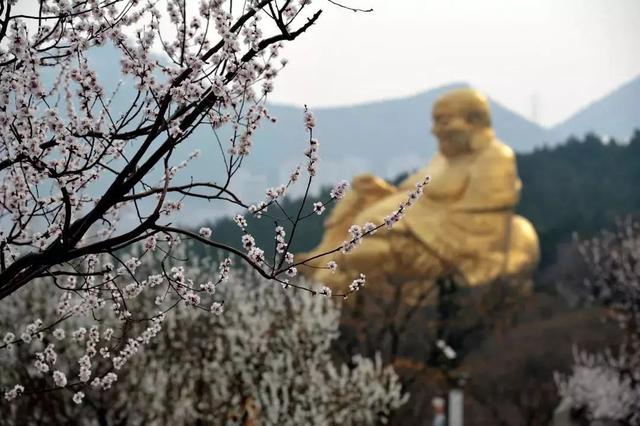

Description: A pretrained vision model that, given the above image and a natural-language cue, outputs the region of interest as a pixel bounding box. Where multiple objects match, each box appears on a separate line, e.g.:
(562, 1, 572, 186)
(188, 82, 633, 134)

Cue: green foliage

(517, 129, 640, 266)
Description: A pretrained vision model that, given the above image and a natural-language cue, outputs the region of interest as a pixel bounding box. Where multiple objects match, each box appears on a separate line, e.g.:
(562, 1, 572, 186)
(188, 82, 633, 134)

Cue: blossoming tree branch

(0, 0, 428, 403)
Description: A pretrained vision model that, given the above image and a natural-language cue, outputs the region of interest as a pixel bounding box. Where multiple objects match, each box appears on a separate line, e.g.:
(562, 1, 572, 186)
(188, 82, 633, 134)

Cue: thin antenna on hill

(530, 94, 539, 124)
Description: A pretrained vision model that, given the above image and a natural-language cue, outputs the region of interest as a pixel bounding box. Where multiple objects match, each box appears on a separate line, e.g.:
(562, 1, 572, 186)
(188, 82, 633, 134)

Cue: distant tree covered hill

(201, 130, 640, 269)
(517, 130, 640, 265)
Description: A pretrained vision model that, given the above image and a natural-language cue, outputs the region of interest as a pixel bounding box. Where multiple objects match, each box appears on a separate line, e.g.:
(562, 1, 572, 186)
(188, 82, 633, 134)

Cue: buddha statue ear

(469, 127, 494, 152)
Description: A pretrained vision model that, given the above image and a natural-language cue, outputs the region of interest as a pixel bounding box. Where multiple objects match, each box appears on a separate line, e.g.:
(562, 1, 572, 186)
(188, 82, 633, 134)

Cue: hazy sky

(14, 1, 640, 127)
(269, 0, 640, 127)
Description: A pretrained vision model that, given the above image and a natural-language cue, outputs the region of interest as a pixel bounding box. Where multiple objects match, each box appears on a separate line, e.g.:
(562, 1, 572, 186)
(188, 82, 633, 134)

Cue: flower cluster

(349, 273, 367, 293)
(313, 202, 326, 215)
(234, 214, 248, 230)
(53, 371, 67, 388)
(112, 315, 164, 371)
(275, 226, 288, 253)
(198, 227, 213, 238)
(556, 349, 640, 423)
(305, 137, 320, 177)
(217, 257, 233, 283)
(304, 109, 316, 129)
(330, 180, 350, 200)
(266, 185, 287, 201)
(383, 176, 431, 229)
(211, 301, 224, 315)
(319, 285, 332, 297)
(3, 385, 24, 402)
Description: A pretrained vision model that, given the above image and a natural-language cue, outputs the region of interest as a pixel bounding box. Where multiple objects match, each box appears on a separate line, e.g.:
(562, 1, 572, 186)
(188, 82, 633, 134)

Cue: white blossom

(234, 214, 248, 230)
(198, 227, 212, 238)
(3, 332, 15, 345)
(286, 267, 298, 277)
(52, 371, 67, 387)
(72, 392, 85, 404)
(4, 384, 24, 401)
(200, 281, 216, 295)
(319, 285, 332, 297)
(52, 328, 65, 340)
(285, 252, 295, 264)
(210, 301, 224, 315)
(349, 273, 366, 292)
(330, 180, 350, 200)
(304, 110, 316, 129)
(363, 222, 377, 235)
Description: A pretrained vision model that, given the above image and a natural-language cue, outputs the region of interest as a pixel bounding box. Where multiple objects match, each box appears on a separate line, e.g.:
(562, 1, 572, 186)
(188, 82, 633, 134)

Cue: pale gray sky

(271, 0, 640, 127)
(14, 0, 640, 127)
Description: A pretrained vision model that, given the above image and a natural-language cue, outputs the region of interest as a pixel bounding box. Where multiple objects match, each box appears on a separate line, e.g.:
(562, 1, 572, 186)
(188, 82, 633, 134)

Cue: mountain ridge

(550, 75, 640, 141)
(73, 45, 640, 223)
(182, 76, 640, 220)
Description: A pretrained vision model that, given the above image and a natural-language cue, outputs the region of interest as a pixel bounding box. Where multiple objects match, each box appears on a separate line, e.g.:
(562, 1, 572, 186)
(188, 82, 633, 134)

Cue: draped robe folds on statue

(301, 129, 539, 297)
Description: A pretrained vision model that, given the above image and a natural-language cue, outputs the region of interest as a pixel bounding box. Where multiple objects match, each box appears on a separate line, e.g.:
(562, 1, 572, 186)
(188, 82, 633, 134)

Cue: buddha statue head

(431, 88, 492, 158)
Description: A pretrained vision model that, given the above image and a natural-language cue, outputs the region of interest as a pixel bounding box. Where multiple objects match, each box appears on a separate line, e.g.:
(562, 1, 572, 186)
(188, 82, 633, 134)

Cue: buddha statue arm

(403, 156, 469, 203)
(325, 174, 397, 228)
(452, 148, 520, 212)
(351, 173, 397, 195)
(301, 173, 397, 267)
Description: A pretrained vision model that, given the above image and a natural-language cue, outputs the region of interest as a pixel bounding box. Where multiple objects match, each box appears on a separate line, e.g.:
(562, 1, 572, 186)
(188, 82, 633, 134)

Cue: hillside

(551, 75, 640, 141)
(517, 130, 640, 265)
(242, 84, 551, 183)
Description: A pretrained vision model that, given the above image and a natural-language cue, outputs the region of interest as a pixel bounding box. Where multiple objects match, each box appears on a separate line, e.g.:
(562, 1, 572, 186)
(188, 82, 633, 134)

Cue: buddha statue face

(431, 89, 492, 158)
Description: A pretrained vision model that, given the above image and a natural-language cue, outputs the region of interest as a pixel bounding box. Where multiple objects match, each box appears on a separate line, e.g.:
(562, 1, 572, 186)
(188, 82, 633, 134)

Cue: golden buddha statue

(301, 88, 539, 296)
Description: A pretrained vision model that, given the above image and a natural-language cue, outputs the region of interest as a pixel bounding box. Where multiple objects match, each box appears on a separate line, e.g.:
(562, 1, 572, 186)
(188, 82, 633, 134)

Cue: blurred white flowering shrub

(556, 349, 638, 424)
(132, 273, 408, 425)
(556, 219, 640, 425)
(0, 250, 407, 425)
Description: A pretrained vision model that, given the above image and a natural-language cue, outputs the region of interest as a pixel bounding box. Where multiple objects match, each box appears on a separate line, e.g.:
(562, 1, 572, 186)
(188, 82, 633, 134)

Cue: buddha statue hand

(326, 174, 397, 229)
(352, 173, 397, 195)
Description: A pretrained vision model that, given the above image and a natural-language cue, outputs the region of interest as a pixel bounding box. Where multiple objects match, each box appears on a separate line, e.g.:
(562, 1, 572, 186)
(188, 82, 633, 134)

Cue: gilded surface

(301, 89, 540, 294)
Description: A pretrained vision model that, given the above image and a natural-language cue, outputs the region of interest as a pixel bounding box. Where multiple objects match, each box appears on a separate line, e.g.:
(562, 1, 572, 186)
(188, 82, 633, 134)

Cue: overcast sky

(268, 0, 640, 127)
(14, 0, 640, 127)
